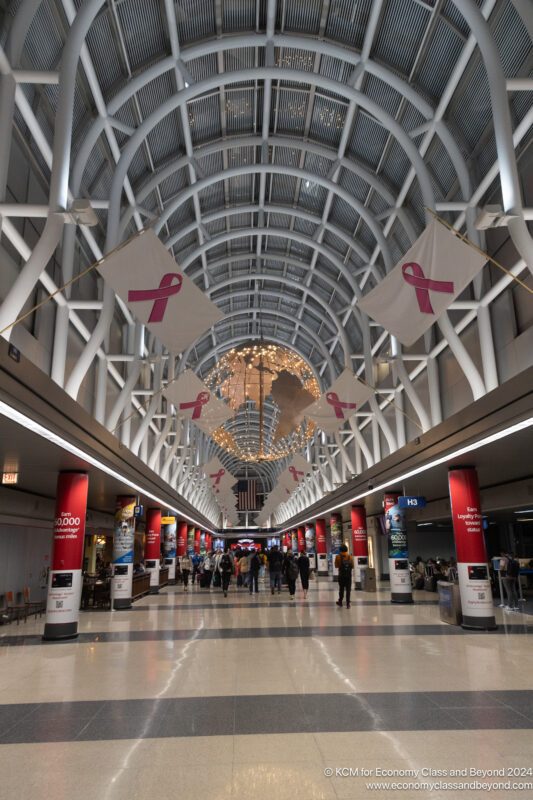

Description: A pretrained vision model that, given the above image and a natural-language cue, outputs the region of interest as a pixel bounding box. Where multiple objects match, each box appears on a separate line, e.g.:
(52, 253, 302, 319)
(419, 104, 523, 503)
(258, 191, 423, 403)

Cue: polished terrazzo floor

(1, 578, 533, 800)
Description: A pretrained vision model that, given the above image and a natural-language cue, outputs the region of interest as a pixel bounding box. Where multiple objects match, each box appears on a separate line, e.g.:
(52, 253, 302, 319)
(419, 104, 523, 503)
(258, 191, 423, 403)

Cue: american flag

(237, 479, 257, 511)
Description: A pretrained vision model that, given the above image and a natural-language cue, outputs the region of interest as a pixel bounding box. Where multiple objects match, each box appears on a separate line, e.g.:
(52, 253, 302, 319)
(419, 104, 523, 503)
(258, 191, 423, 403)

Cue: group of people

(177, 546, 315, 599)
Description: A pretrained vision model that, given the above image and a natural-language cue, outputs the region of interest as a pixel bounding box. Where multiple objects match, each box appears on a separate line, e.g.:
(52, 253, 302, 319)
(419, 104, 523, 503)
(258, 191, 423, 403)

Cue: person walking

(202, 551, 214, 589)
(238, 552, 249, 589)
(191, 552, 202, 584)
(219, 548, 234, 597)
(267, 545, 283, 595)
(503, 552, 520, 611)
(283, 551, 299, 601)
(335, 545, 354, 608)
(180, 553, 192, 591)
(298, 550, 310, 599)
(248, 549, 261, 595)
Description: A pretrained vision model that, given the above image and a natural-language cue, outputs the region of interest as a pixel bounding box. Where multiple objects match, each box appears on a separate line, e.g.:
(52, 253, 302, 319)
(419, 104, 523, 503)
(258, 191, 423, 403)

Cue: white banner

(357, 219, 487, 347)
(97, 229, 224, 354)
(165, 370, 232, 435)
(302, 369, 374, 434)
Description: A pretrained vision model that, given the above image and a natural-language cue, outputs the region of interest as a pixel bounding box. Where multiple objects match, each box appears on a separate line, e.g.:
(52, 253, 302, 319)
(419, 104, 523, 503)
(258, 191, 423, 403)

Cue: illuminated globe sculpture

(205, 342, 320, 462)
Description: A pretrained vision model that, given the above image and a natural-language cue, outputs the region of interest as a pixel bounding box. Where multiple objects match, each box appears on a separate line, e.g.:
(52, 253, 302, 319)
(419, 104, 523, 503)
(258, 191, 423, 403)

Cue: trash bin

(437, 580, 462, 626)
(360, 567, 376, 592)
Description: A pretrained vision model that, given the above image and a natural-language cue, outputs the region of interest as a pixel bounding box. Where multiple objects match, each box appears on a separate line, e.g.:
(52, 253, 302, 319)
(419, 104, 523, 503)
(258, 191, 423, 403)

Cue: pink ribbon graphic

(179, 391, 210, 419)
(209, 469, 225, 486)
(326, 392, 357, 419)
(128, 273, 183, 323)
(401, 262, 454, 315)
(289, 466, 304, 482)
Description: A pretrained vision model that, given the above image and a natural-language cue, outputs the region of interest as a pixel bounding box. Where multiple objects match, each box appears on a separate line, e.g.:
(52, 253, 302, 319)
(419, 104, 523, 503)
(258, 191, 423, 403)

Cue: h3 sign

(398, 496, 427, 509)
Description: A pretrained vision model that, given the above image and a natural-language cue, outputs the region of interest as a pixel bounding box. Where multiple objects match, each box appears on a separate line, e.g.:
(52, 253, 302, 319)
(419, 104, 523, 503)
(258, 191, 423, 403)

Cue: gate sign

(398, 496, 426, 509)
(134, 505, 144, 517)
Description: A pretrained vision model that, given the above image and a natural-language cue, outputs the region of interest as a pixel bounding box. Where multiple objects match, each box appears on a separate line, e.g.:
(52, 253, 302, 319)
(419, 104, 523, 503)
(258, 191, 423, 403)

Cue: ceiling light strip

(0, 400, 217, 534)
(277, 416, 533, 533)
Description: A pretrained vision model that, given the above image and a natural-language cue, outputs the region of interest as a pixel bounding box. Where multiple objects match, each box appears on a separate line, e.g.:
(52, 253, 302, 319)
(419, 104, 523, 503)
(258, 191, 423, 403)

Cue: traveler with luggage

(298, 550, 310, 599)
(249, 550, 261, 594)
(283, 551, 299, 601)
(267, 545, 283, 595)
(335, 545, 354, 608)
(202, 552, 214, 589)
(238, 553, 250, 588)
(219, 549, 234, 597)
(180, 553, 193, 591)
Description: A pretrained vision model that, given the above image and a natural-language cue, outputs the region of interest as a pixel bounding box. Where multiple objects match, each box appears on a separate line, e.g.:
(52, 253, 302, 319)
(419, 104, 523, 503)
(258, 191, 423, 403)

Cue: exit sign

(398, 496, 426, 509)
(2, 472, 19, 485)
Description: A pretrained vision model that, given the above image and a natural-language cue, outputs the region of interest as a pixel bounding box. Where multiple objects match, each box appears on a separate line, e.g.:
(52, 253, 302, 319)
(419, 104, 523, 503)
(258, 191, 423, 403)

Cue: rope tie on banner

(424, 206, 533, 296)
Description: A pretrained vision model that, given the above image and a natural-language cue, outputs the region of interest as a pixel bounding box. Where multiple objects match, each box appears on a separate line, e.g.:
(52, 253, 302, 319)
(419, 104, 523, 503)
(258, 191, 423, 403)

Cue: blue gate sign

(398, 496, 426, 509)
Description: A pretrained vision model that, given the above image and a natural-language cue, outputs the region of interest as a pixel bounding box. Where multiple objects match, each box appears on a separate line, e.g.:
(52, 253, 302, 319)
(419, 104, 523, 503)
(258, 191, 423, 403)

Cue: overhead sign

(2, 472, 18, 485)
(398, 496, 427, 509)
(133, 505, 144, 517)
(161, 516, 175, 524)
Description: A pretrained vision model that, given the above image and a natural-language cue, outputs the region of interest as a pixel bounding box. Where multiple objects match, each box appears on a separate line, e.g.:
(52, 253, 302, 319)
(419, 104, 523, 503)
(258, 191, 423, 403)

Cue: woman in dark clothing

(298, 550, 310, 599)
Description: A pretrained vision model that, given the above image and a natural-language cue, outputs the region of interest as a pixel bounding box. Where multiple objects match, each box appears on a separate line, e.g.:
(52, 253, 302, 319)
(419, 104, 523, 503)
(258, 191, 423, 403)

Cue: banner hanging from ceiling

(97, 229, 224, 354)
(356, 219, 487, 347)
(165, 370, 232, 435)
(302, 369, 374, 434)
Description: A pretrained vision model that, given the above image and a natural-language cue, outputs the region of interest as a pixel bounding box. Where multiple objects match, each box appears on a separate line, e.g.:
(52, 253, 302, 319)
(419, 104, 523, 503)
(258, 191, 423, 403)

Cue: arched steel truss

(0, 0, 531, 525)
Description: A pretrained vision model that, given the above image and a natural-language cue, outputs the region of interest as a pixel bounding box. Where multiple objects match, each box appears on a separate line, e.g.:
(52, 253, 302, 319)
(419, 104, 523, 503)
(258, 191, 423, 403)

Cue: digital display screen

(51, 572, 72, 588)
(358, 557, 368, 566)
(468, 565, 488, 580)
(164, 558, 173, 565)
(145, 560, 157, 568)
(395, 559, 409, 570)
(114, 565, 128, 576)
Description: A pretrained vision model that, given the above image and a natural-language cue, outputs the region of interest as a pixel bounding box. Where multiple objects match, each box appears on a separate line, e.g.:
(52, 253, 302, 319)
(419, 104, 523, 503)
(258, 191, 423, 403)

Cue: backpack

(338, 555, 352, 578)
(221, 554, 232, 572)
(507, 558, 520, 579)
(287, 558, 299, 580)
(251, 554, 260, 571)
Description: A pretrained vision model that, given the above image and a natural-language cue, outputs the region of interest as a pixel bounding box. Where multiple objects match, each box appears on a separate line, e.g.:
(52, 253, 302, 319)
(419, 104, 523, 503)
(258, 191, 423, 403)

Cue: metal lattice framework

(0, 0, 532, 526)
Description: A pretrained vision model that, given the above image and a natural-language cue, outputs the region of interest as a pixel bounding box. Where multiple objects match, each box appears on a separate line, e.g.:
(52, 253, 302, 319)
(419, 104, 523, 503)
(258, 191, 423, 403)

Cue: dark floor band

(1, 690, 532, 744)
(2, 622, 531, 647)
(130, 599, 440, 611)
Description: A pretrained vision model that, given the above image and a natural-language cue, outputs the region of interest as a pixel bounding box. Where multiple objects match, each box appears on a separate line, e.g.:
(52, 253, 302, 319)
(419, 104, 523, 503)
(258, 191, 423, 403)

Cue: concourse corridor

(1, 579, 533, 800)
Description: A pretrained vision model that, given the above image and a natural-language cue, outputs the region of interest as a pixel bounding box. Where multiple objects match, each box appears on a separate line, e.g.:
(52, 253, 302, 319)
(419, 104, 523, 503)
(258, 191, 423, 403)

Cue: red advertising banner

(51, 473, 89, 571)
(176, 520, 187, 556)
(316, 518, 327, 554)
(448, 468, 486, 563)
(145, 509, 162, 560)
(297, 526, 306, 552)
(194, 528, 201, 554)
(351, 505, 368, 557)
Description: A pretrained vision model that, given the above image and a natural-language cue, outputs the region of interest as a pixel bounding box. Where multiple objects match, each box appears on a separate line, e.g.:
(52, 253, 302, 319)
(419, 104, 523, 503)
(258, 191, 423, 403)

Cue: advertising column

(186, 524, 195, 554)
(351, 505, 369, 590)
(145, 508, 162, 593)
(449, 467, 496, 629)
(316, 518, 328, 576)
(162, 516, 177, 583)
(384, 492, 412, 603)
(194, 527, 201, 554)
(330, 512, 343, 580)
(112, 495, 136, 609)
(291, 530, 298, 552)
(297, 526, 305, 552)
(43, 472, 89, 641)
(177, 520, 187, 557)
(305, 523, 317, 570)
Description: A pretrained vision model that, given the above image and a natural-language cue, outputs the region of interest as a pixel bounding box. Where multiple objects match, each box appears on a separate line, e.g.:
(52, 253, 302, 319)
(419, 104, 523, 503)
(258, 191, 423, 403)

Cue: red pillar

(449, 467, 495, 629)
(297, 526, 305, 552)
(205, 533, 212, 551)
(316, 518, 328, 575)
(351, 505, 369, 589)
(194, 528, 201, 554)
(384, 492, 412, 604)
(43, 472, 88, 641)
(176, 520, 187, 556)
(145, 508, 161, 593)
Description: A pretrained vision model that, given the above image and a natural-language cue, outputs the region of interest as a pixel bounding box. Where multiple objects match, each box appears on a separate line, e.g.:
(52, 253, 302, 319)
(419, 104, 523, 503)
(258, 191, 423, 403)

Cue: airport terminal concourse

(0, 1, 533, 798)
